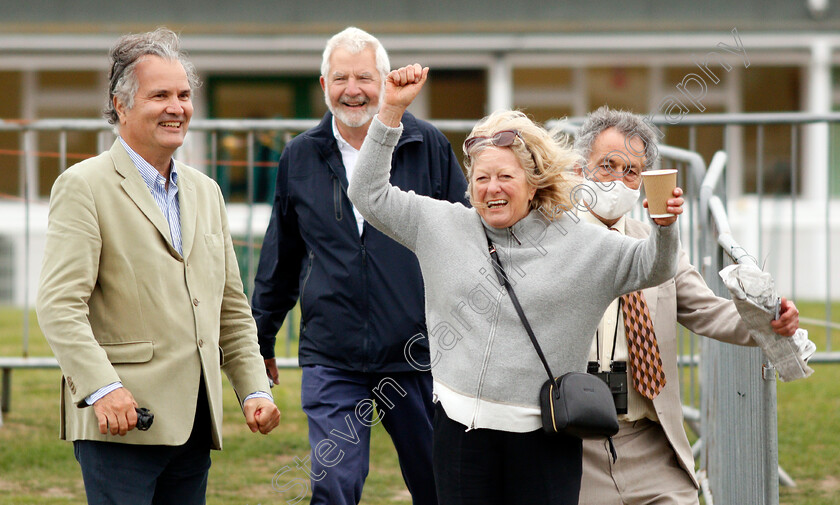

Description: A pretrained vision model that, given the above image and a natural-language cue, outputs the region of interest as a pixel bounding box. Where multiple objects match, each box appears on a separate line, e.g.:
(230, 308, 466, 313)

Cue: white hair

(320, 27, 390, 80)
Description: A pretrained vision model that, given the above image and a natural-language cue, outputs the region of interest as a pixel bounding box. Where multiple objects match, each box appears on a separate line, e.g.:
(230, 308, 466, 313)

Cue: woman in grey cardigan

(348, 65, 684, 505)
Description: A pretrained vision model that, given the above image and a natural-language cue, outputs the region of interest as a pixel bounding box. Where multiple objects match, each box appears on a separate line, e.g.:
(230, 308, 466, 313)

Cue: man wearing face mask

(573, 106, 801, 505)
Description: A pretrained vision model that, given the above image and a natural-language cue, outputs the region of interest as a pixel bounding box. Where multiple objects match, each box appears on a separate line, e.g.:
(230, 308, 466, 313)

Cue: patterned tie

(620, 291, 666, 399)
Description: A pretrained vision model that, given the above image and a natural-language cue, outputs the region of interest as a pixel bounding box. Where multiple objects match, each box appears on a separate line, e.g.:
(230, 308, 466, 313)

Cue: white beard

(324, 87, 382, 128)
(331, 102, 378, 128)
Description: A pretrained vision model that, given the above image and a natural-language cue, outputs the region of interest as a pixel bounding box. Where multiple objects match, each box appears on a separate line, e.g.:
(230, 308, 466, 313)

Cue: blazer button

(193, 298, 200, 306)
(198, 339, 204, 347)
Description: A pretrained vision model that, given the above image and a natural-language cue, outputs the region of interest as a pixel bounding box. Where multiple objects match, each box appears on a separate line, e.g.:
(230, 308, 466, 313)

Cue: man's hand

(92, 387, 138, 436)
(644, 187, 685, 227)
(264, 357, 279, 386)
(771, 297, 799, 337)
(378, 64, 429, 127)
(244, 397, 281, 434)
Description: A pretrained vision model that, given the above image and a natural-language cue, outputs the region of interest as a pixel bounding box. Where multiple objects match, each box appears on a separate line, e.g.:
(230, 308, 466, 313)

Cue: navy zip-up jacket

(252, 111, 468, 372)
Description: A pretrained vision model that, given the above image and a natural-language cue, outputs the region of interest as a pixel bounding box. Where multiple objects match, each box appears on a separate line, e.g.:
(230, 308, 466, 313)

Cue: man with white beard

(251, 27, 467, 505)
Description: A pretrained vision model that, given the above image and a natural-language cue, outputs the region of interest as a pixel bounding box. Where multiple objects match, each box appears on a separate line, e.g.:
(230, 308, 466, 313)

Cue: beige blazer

(36, 140, 269, 449)
(624, 217, 752, 486)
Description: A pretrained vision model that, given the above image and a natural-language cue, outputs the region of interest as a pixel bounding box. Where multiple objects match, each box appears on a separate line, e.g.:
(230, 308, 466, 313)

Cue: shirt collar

(331, 116, 356, 151)
(119, 137, 178, 190)
(577, 208, 627, 234)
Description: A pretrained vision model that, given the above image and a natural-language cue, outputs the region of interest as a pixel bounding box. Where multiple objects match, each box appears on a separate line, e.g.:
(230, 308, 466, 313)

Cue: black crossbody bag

(485, 233, 619, 442)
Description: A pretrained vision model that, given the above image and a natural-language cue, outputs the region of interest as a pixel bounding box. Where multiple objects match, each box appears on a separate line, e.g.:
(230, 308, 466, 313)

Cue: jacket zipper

(360, 235, 370, 371)
(329, 159, 370, 369)
(468, 233, 509, 430)
(509, 226, 522, 245)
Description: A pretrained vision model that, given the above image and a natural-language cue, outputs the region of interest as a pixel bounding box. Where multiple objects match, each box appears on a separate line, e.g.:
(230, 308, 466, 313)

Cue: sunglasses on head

(464, 130, 525, 151)
(464, 130, 537, 166)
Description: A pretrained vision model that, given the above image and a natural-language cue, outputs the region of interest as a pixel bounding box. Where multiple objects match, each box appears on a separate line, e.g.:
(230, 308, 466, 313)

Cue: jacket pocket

(333, 177, 343, 221)
(299, 251, 315, 331)
(100, 341, 154, 364)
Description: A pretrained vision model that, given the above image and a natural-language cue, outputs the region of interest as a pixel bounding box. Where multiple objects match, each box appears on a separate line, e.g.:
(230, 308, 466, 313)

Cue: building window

(831, 68, 840, 197)
(205, 76, 324, 203)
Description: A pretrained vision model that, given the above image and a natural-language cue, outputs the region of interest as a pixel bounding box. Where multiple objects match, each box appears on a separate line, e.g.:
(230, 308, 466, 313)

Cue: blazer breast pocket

(204, 231, 224, 249)
(643, 278, 675, 325)
(657, 277, 676, 297)
(203, 232, 225, 265)
(202, 232, 227, 294)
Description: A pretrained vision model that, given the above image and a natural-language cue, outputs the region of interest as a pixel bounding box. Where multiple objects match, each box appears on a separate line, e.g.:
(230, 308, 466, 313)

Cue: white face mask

(581, 178, 640, 220)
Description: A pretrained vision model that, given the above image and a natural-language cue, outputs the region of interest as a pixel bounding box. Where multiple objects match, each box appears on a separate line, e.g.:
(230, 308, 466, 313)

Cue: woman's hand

(378, 64, 429, 127)
(644, 187, 684, 227)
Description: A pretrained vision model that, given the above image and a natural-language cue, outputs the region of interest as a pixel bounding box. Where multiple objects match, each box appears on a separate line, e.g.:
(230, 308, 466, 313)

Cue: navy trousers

(299, 365, 437, 505)
(73, 380, 212, 505)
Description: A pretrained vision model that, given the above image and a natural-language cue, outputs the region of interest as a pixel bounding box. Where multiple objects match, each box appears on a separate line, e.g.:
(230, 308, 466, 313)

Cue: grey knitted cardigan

(349, 117, 679, 432)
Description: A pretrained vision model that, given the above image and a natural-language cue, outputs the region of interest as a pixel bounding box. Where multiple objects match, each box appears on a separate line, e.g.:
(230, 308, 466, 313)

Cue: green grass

(0, 307, 406, 505)
(677, 301, 840, 505)
(776, 301, 840, 505)
(0, 303, 838, 504)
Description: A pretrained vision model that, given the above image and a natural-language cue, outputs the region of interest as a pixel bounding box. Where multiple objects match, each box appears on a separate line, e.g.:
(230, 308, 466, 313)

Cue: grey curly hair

(104, 27, 200, 125)
(574, 106, 661, 171)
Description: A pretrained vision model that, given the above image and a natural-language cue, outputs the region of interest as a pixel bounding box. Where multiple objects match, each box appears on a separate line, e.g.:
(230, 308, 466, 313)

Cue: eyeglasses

(463, 129, 537, 167)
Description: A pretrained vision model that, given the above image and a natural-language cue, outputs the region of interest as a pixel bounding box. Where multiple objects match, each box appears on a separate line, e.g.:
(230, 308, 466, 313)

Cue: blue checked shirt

(85, 139, 271, 406)
(121, 137, 183, 254)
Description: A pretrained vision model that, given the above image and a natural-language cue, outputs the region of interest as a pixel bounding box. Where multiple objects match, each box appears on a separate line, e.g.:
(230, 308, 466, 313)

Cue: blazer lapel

(626, 218, 659, 321)
(176, 163, 197, 261)
(110, 140, 179, 256)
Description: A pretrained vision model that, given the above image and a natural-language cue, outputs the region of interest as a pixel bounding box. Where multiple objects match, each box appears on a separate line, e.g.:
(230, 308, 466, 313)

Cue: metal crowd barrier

(2, 115, 839, 505)
(556, 112, 840, 505)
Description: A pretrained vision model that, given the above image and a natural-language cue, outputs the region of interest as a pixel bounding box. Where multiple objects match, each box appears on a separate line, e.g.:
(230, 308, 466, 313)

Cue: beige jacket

(611, 217, 752, 486)
(36, 140, 269, 449)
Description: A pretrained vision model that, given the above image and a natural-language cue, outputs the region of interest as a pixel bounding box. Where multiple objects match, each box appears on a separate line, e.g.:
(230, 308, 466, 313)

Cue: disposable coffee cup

(641, 169, 678, 218)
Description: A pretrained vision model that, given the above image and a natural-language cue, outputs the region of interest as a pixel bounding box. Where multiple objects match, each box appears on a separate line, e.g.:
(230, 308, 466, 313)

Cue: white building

(1, 0, 839, 303)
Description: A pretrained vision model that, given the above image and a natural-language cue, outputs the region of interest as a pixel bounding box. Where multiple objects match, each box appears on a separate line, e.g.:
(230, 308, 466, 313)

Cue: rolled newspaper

(719, 263, 815, 382)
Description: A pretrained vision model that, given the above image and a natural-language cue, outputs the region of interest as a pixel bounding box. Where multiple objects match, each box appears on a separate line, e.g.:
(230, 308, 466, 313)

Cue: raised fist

(384, 64, 429, 110)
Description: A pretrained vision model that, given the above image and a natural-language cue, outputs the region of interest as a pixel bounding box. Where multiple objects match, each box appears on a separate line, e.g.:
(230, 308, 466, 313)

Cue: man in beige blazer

(35, 28, 280, 505)
(573, 106, 800, 505)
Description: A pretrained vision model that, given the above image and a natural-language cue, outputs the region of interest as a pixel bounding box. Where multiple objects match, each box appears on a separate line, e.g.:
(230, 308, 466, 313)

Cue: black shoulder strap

(485, 231, 558, 389)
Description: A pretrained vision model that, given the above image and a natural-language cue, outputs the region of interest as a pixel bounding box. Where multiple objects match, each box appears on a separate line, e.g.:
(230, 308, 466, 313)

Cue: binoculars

(587, 360, 629, 415)
(135, 407, 154, 431)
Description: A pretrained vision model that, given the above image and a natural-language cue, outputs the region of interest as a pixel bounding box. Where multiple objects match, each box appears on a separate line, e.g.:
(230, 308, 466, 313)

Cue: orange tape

(0, 192, 26, 202)
(0, 148, 279, 168)
(0, 148, 93, 161)
(0, 194, 266, 248)
(231, 239, 263, 250)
